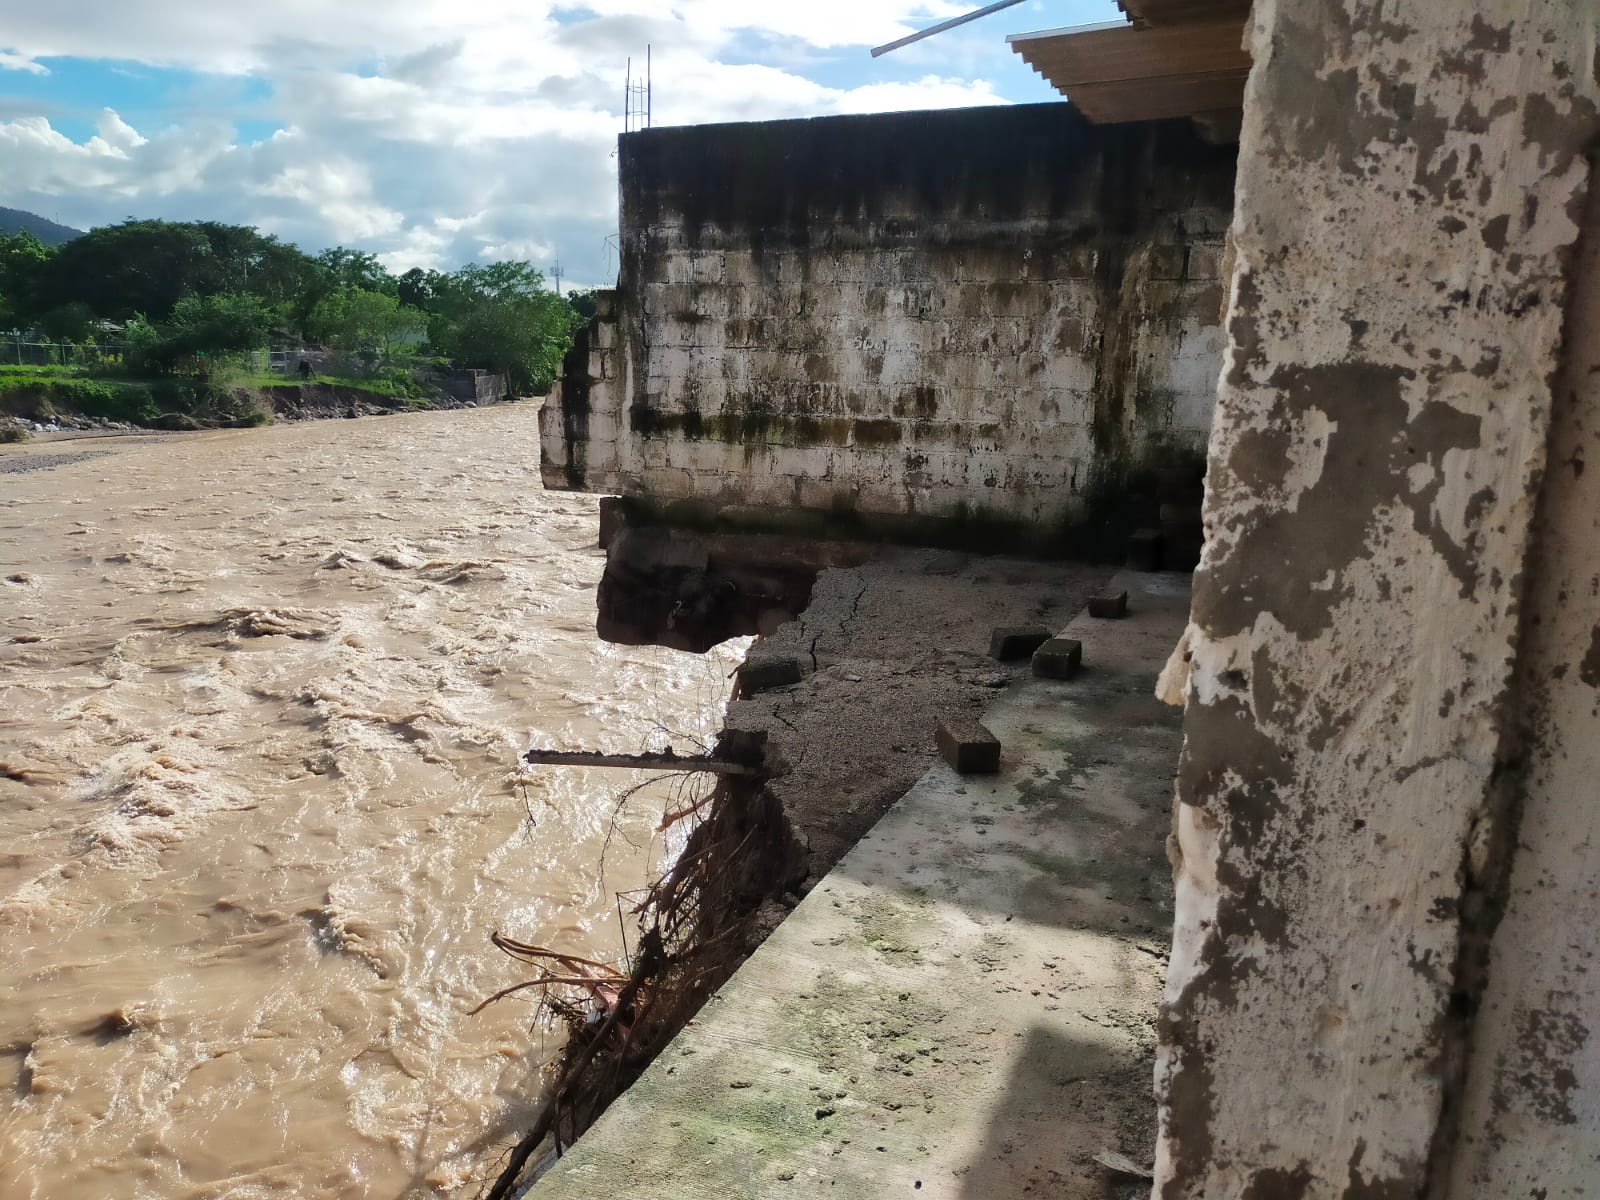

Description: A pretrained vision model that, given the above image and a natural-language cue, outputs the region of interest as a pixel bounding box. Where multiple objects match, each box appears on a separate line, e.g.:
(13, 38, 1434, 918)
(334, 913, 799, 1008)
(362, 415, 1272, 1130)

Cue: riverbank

(483, 549, 1121, 1192)
(0, 373, 495, 439)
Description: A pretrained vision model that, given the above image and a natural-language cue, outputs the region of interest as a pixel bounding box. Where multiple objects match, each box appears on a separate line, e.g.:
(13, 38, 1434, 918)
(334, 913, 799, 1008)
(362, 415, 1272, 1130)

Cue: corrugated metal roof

(1116, 0, 1252, 28)
(1008, 19, 1249, 125)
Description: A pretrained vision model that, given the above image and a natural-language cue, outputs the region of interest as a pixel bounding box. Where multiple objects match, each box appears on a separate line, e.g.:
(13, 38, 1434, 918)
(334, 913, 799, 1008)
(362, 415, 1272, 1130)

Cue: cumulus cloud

(0, 0, 1099, 283)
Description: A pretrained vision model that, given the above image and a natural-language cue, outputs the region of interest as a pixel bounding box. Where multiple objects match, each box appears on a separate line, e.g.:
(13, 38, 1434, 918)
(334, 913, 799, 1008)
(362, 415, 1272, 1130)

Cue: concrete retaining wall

(541, 104, 1236, 526)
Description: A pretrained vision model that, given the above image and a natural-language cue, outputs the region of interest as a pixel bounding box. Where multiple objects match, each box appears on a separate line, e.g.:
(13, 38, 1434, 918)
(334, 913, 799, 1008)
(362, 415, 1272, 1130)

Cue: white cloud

(0, 1, 1115, 279)
(0, 50, 47, 74)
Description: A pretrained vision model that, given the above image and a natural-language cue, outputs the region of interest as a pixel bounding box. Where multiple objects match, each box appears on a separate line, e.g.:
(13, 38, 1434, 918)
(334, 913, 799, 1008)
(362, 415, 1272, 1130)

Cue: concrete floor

(533, 572, 1190, 1200)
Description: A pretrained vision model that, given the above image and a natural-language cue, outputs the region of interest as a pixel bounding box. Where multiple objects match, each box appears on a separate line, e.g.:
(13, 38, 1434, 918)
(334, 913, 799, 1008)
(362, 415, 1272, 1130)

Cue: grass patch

(226, 367, 435, 400)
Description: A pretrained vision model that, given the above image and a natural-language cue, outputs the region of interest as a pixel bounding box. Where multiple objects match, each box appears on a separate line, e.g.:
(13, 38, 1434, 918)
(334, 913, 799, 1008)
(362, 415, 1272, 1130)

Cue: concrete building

(540, 104, 1235, 539)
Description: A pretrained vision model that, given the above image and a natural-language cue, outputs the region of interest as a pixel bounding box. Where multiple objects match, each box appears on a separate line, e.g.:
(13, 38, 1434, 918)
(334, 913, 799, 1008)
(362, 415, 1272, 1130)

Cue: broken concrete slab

(988, 625, 1051, 661)
(934, 716, 1002, 774)
(1087, 591, 1129, 619)
(1033, 637, 1084, 679)
(737, 653, 805, 692)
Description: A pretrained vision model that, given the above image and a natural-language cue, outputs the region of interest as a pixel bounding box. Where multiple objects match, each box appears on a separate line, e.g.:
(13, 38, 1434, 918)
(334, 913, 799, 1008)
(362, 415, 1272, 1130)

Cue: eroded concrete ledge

(532, 572, 1190, 1198)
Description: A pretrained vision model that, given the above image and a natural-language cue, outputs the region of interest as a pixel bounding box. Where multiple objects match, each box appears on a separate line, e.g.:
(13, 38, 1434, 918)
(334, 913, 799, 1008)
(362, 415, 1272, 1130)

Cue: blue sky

(1, 2, 1119, 286)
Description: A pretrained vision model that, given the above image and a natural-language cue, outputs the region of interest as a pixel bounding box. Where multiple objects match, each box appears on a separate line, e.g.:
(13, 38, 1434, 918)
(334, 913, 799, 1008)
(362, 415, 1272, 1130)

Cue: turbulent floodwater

(0, 409, 741, 1199)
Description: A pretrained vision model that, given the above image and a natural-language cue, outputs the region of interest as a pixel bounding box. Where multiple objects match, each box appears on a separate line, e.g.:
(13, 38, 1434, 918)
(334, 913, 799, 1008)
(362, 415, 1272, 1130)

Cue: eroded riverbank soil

(728, 550, 1115, 883)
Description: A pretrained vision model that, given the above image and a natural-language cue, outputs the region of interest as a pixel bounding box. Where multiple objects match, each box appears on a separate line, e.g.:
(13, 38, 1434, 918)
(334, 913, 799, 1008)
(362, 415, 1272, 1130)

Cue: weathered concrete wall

(541, 104, 1235, 525)
(1443, 156, 1600, 1200)
(1153, 1, 1600, 1197)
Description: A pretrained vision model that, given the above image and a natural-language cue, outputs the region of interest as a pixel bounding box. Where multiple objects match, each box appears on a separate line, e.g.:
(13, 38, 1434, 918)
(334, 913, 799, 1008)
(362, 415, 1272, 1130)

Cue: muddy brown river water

(0, 408, 741, 1199)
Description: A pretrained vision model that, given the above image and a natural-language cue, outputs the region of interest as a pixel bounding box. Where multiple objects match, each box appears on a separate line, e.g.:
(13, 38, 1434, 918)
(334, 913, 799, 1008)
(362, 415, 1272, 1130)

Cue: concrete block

(935, 717, 1002, 775)
(989, 626, 1052, 661)
(1032, 638, 1083, 680)
(738, 654, 804, 693)
(598, 496, 628, 549)
(1087, 591, 1129, 619)
(1128, 528, 1164, 572)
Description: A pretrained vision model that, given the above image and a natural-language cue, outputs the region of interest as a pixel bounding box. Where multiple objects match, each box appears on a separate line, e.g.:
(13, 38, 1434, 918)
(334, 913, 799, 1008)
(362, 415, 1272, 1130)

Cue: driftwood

(521, 748, 760, 777)
(482, 931, 665, 1200)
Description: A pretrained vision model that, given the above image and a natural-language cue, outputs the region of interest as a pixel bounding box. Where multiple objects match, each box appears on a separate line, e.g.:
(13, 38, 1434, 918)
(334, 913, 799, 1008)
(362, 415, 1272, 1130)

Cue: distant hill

(0, 207, 83, 246)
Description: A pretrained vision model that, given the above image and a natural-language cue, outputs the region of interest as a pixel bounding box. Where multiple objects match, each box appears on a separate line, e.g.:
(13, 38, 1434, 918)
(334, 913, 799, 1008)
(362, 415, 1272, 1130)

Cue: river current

(0, 408, 740, 1198)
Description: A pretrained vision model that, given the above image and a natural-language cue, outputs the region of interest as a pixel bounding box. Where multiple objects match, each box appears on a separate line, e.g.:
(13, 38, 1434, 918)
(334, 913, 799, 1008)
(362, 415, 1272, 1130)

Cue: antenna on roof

(870, 0, 1029, 57)
(624, 45, 652, 132)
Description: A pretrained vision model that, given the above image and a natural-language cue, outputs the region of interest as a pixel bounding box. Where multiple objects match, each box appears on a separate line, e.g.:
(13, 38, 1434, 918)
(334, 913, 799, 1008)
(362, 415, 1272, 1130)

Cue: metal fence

(2, 340, 340, 377)
(3, 338, 131, 368)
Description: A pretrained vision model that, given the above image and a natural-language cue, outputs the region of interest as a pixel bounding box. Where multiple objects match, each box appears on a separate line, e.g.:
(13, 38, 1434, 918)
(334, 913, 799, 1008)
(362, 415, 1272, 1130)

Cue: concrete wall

(1154, 1, 1600, 1197)
(1443, 151, 1600, 1200)
(541, 104, 1236, 525)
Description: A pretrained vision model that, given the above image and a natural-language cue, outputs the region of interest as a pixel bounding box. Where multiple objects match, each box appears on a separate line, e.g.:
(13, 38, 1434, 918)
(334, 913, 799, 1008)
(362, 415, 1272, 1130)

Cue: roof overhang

(1007, 17, 1250, 128)
(1116, 0, 1252, 28)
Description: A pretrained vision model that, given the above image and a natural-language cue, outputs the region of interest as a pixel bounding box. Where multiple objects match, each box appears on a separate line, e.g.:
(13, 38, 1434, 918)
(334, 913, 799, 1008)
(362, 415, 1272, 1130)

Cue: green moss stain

(852, 418, 901, 447)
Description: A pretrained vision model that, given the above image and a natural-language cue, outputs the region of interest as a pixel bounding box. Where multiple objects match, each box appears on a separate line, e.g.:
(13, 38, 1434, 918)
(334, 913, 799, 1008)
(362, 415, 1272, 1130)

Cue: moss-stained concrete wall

(540, 104, 1235, 525)
(1154, 0, 1600, 1196)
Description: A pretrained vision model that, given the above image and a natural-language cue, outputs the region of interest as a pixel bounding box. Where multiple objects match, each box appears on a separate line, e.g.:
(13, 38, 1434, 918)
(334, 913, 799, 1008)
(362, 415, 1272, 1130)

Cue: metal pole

(647, 44, 652, 128)
(870, 0, 1029, 57)
(624, 56, 631, 132)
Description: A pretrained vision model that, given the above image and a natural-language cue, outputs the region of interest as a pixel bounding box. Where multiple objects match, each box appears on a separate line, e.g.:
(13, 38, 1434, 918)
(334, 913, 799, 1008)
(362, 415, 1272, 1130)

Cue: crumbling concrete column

(1154, 1, 1600, 1197)
(1442, 158, 1600, 1199)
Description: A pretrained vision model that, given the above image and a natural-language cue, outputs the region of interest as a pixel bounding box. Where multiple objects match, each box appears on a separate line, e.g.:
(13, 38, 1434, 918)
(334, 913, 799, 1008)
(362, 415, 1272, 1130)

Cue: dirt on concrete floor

(726, 548, 1116, 882)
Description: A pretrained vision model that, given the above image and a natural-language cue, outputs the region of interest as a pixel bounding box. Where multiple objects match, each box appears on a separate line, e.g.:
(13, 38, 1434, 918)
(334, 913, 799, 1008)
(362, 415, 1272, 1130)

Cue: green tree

(426, 262, 578, 395)
(308, 287, 421, 371)
(36, 301, 97, 343)
(0, 231, 54, 329)
(566, 288, 600, 322)
(132, 293, 274, 372)
(314, 247, 395, 295)
(32, 220, 319, 322)
(397, 267, 439, 309)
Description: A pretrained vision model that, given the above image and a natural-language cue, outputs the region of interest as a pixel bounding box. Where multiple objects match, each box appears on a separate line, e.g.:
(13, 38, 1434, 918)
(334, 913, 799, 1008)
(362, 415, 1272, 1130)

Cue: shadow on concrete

(957, 1023, 1155, 1200)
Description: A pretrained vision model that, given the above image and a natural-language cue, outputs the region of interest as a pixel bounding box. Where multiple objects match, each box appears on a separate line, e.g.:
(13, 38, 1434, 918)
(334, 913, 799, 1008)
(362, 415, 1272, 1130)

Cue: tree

(31, 220, 319, 322)
(0, 231, 53, 330)
(397, 267, 439, 310)
(566, 289, 600, 322)
(308, 287, 421, 371)
(314, 247, 395, 295)
(426, 262, 578, 395)
(167, 293, 273, 359)
(35, 301, 96, 343)
(131, 293, 274, 372)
